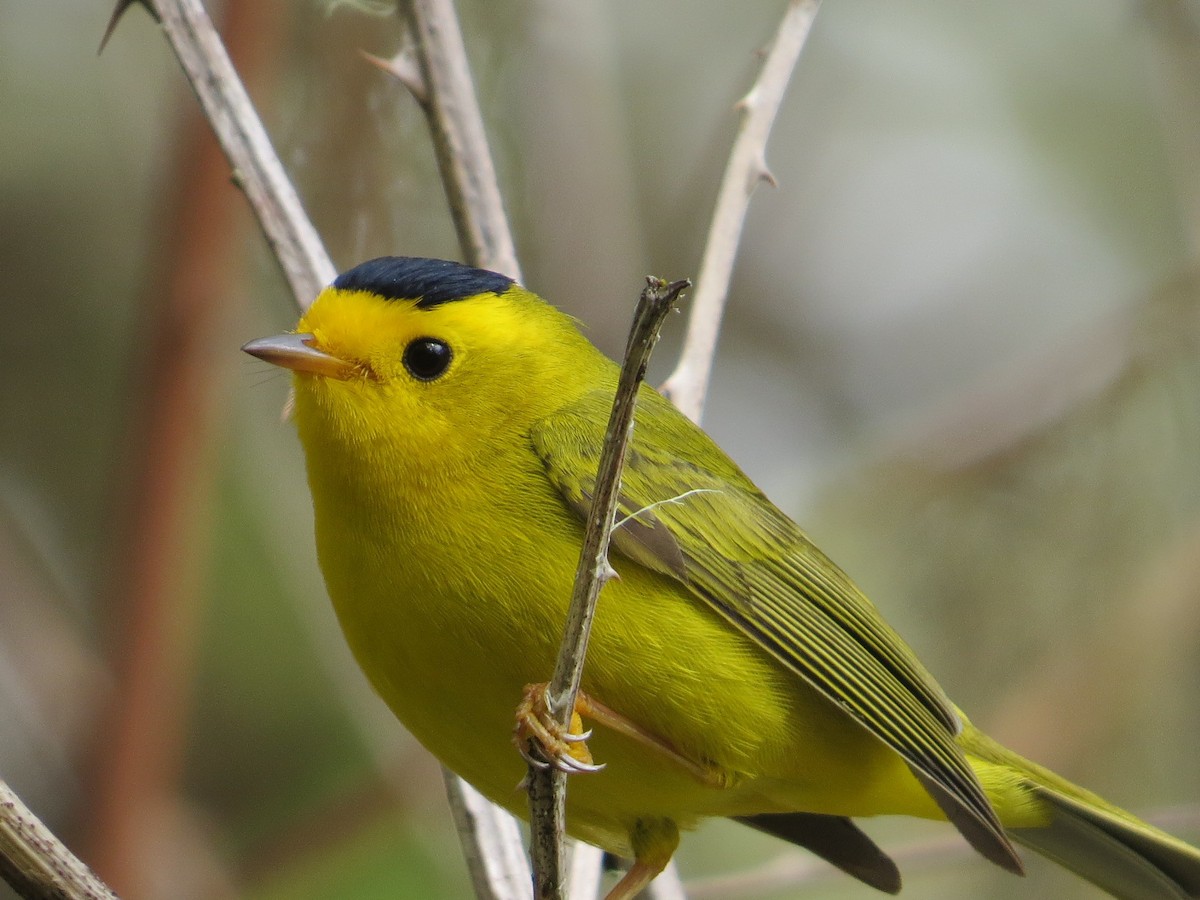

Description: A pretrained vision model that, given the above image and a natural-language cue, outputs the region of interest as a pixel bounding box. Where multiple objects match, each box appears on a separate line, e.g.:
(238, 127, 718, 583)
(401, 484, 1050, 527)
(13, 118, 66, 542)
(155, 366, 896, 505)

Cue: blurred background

(2, 0, 1198, 898)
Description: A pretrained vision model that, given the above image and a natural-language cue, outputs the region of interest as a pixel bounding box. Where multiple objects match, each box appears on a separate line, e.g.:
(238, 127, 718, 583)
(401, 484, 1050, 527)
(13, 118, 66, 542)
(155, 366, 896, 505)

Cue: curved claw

(517, 743, 552, 769)
(514, 682, 603, 776)
(556, 755, 606, 774)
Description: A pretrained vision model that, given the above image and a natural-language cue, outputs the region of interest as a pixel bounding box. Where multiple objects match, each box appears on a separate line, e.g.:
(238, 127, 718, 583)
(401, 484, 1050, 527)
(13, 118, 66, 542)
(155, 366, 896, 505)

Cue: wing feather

(531, 388, 1020, 871)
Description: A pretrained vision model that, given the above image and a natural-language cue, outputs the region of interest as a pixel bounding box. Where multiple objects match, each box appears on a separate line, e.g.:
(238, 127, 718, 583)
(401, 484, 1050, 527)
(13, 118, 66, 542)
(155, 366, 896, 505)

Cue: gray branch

(524, 278, 690, 900)
(106, 0, 335, 306)
(660, 0, 822, 423)
(0, 778, 120, 900)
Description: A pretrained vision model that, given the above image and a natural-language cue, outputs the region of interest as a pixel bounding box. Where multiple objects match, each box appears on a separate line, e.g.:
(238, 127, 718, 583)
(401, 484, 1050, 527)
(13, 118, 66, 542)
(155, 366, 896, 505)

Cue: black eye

(403, 337, 452, 381)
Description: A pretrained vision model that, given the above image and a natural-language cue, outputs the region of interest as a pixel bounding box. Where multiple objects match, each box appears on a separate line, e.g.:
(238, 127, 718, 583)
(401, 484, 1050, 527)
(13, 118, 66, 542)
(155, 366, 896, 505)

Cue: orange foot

(514, 683, 605, 775)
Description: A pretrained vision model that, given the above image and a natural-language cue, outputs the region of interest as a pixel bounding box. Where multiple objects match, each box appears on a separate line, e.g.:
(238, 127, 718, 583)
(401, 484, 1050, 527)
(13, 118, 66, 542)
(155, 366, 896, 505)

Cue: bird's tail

(961, 724, 1200, 899)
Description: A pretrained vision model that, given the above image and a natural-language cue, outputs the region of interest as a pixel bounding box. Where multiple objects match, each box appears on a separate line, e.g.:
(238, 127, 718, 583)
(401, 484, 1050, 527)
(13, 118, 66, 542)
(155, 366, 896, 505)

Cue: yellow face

(251, 279, 602, 485)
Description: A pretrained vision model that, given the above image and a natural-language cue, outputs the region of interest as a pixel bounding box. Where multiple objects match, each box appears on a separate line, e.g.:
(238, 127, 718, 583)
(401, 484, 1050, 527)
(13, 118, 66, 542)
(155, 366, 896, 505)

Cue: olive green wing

(530, 387, 1021, 874)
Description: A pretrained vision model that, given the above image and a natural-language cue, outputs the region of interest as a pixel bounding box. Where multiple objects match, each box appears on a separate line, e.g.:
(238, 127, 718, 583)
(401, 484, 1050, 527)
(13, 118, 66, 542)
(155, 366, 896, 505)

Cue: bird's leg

(605, 818, 679, 900)
(579, 692, 733, 788)
(514, 683, 731, 787)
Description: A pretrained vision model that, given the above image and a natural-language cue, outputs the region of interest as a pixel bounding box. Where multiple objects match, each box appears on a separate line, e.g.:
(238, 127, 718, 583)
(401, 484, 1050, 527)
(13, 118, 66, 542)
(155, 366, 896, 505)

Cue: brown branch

(2, 0, 317, 896)
(660, 0, 822, 423)
(92, 1, 526, 899)
(524, 278, 690, 900)
(82, 2, 295, 897)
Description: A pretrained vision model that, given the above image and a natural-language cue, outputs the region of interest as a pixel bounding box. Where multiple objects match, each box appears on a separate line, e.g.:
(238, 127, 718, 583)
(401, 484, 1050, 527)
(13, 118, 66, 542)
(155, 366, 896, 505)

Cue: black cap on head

(333, 257, 515, 309)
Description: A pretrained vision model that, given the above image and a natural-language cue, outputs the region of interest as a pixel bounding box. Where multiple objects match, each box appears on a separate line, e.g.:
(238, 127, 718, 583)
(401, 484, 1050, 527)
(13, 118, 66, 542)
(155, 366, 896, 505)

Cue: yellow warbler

(244, 256, 1200, 899)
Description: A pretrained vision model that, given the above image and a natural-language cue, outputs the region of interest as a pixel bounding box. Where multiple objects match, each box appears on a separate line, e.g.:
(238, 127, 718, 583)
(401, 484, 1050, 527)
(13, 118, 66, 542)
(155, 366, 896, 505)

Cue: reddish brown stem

(83, 2, 288, 895)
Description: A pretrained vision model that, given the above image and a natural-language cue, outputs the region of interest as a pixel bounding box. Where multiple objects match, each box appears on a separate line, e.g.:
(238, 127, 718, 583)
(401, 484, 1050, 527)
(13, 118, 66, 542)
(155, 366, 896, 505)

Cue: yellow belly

(310, 466, 941, 857)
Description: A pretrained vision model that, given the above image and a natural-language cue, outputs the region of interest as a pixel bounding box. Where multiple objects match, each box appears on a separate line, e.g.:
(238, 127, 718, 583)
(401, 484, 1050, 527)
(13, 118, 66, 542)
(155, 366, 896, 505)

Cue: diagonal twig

(105, 0, 335, 303)
(660, 0, 822, 424)
(4, 1, 335, 896)
(0, 778, 119, 900)
(524, 278, 690, 900)
(96, 1, 529, 899)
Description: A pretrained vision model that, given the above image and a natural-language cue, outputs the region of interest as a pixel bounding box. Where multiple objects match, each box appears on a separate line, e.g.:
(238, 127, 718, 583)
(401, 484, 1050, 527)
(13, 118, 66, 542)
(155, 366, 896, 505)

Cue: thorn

(360, 48, 428, 105)
(746, 155, 777, 192)
(99, 0, 158, 55)
(600, 561, 620, 583)
(735, 86, 759, 115)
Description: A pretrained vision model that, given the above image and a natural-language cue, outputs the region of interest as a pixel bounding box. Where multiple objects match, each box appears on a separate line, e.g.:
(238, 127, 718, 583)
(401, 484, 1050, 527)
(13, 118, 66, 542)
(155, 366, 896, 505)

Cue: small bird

(244, 256, 1200, 899)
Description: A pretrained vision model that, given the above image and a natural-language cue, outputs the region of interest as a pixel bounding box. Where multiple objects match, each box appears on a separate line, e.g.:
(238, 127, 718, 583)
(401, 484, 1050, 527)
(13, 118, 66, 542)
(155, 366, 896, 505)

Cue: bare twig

(524, 278, 690, 900)
(0, 778, 119, 900)
(399, 0, 521, 279)
(444, 780, 536, 900)
(106, 0, 335, 303)
(564, 844, 605, 900)
(361, 48, 427, 104)
(660, 0, 821, 423)
(100, 1, 530, 899)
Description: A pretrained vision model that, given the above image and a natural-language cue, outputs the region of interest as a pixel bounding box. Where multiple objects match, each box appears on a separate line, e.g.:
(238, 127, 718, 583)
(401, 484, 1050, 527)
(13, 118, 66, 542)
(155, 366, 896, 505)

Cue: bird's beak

(241, 333, 357, 380)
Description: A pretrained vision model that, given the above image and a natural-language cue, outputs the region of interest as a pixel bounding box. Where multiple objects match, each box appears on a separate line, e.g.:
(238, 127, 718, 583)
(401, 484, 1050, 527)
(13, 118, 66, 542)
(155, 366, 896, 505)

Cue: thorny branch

(398, 0, 521, 279)
(105, 0, 335, 302)
(661, 0, 822, 423)
(522, 278, 689, 900)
